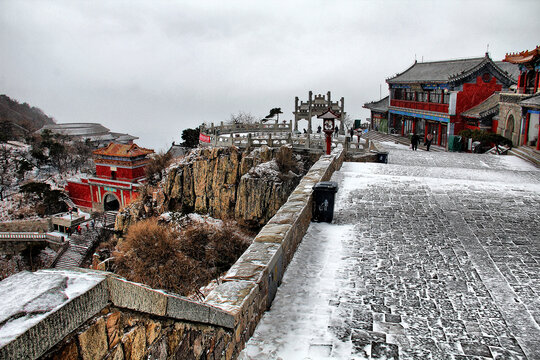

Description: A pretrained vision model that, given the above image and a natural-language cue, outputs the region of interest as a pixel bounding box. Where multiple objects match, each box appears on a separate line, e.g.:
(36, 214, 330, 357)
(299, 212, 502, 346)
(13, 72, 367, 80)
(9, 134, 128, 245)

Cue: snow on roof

(363, 96, 389, 113)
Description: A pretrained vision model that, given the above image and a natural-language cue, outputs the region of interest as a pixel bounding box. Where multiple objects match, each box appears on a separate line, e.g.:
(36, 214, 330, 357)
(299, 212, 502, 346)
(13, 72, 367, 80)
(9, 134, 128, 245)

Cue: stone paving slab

(240, 148, 540, 359)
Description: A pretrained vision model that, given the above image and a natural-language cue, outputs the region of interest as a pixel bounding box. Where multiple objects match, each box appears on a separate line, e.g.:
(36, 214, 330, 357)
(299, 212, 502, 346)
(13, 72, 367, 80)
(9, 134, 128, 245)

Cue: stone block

(145, 320, 161, 346)
(205, 280, 258, 317)
(224, 242, 281, 283)
(122, 325, 146, 360)
(110, 344, 125, 360)
(78, 317, 108, 360)
(254, 224, 291, 244)
(106, 311, 123, 348)
(0, 274, 108, 360)
(107, 277, 168, 316)
(224, 262, 266, 282)
(166, 296, 209, 323)
(51, 340, 78, 360)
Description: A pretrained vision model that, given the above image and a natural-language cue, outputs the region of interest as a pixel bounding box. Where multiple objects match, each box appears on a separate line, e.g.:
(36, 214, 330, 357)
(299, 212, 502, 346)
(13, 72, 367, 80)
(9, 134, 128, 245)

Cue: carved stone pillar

(294, 96, 299, 133)
(308, 91, 313, 133)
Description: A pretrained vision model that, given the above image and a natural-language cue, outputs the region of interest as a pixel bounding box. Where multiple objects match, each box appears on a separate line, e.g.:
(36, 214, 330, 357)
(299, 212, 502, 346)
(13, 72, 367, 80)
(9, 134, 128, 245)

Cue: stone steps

(53, 231, 100, 270)
(509, 146, 540, 167)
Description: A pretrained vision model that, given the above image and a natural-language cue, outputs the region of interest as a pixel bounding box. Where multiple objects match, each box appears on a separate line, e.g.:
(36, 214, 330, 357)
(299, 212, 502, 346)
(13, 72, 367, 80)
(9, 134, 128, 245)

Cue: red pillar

(536, 114, 540, 151)
(523, 113, 530, 146)
(438, 123, 442, 145)
(517, 71, 522, 93)
(535, 71, 539, 93)
(325, 132, 332, 155)
(412, 119, 416, 134)
(401, 119, 405, 136)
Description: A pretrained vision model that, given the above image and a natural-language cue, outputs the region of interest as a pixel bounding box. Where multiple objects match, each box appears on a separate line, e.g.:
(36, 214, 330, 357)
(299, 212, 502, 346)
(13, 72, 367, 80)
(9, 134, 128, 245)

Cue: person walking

(411, 133, 419, 151)
(334, 125, 339, 138)
(425, 132, 434, 151)
(349, 128, 354, 141)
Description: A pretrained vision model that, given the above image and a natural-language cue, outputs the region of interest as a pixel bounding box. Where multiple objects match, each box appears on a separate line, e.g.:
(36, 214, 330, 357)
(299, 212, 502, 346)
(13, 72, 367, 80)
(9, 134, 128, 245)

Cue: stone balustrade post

(247, 133, 252, 147)
(268, 133, 272, 147)
(306, 134, 310, 149)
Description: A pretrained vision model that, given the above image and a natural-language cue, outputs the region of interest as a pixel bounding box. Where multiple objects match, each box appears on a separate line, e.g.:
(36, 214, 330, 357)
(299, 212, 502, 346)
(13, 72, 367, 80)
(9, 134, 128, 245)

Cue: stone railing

(0, 232, 66, 255)
(202, 120, 292, 135)
(201, 131, 366, 154)
(0, 232, 64, 242)
(0, 148, 346, 359)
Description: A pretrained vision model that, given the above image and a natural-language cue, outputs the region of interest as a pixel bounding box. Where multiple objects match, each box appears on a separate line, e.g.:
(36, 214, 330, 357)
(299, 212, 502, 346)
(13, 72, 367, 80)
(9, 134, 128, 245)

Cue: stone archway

(103, 193, 120, 211)
(505, 114, 515, 140)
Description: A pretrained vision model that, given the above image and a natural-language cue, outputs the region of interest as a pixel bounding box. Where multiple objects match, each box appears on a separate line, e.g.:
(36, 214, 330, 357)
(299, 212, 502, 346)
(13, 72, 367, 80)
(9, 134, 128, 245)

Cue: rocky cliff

(115, 145, 316, 232)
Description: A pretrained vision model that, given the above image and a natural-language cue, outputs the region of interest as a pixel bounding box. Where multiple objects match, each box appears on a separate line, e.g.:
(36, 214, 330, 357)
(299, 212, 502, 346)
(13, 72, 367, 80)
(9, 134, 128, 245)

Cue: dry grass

(113, 217, 251, 296)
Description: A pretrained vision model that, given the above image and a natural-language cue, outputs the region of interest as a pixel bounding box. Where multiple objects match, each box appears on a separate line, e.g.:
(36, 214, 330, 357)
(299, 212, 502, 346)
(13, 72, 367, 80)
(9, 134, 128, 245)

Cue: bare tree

(227, 111, 258, 125)
(342, 113, 353, 130)
(0, 146, 15, 200)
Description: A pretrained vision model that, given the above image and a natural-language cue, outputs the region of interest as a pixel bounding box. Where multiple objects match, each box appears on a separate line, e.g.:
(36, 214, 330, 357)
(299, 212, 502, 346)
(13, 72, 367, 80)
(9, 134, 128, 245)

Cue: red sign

(199, 134, 211, 143)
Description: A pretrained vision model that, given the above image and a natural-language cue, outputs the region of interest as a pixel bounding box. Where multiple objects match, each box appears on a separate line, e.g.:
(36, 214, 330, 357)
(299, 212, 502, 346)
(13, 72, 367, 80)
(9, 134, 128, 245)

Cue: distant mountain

(0, 94, 56, 141)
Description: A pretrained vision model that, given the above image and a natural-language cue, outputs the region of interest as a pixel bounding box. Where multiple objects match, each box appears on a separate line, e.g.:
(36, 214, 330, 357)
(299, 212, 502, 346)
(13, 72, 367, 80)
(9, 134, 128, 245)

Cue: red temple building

(363, 96, 389, 133)
(66, 143, 154, 212)
(498, 45, 540, 149)
(385, 54, 518, 147)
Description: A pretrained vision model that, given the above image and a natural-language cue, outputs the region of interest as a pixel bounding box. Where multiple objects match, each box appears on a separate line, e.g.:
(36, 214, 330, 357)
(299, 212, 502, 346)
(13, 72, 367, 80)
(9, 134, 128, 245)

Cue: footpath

(241, 144, 540, 359)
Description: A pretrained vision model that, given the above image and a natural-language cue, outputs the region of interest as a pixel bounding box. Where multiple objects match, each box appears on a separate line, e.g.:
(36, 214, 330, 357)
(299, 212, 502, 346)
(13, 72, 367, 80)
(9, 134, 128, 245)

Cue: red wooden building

(386, 54, 518, 147)
(498, 46, 540, 149)
(66, 143, 154, 212)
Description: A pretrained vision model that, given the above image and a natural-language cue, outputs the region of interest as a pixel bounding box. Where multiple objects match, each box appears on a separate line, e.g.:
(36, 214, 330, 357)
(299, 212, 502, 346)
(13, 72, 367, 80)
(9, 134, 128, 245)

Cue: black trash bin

(312, 181, 338, 223)
(377, 152, 388, 164)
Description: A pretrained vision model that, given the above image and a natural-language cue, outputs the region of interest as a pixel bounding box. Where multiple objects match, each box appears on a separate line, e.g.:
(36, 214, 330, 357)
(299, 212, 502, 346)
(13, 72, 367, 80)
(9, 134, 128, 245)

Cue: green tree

(265, 108, 283, 121)
(181, 127, 200, 148)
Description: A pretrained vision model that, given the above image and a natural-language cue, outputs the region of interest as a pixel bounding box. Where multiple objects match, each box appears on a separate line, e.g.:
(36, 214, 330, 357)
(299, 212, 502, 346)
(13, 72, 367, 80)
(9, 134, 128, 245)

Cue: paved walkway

(240, 145, 540, 359)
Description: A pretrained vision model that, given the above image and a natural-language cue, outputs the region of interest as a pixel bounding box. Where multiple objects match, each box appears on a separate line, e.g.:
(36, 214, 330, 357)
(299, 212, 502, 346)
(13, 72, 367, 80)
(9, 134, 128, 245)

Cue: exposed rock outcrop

(115, 145, 315, 233)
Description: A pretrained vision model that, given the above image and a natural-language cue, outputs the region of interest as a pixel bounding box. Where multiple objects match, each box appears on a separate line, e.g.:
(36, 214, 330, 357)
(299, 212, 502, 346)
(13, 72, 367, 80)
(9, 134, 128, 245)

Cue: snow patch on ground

(380, 141, 410, 150)
(239, 223, 354, 359)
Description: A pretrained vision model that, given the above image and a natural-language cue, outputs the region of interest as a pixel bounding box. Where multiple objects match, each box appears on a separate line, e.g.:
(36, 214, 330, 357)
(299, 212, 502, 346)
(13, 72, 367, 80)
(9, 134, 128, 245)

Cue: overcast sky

(1, 0, 538, 151)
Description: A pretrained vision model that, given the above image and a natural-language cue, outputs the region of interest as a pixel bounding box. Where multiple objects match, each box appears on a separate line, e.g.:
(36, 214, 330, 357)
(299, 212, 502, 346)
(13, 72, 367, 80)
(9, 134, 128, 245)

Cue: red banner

(199, 133, 211, 143)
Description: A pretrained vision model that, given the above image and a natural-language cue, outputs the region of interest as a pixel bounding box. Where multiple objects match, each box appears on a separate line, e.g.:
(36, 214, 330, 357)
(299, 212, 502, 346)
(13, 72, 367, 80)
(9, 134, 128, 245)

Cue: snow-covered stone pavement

(241, 146, 540, 359)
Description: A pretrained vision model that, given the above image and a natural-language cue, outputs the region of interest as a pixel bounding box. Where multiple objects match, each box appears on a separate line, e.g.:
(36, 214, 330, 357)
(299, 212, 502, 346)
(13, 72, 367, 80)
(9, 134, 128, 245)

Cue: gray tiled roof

(363, 96, 389, 113)
(519, 93, 540, 108)
(387, 56, 519, 84)
(494, 61, 519, 82)
(38, 123, 138, 143)
(39, 123, 110, 136)
(387, 58, 485, 84)
(461, 93, 500, 119)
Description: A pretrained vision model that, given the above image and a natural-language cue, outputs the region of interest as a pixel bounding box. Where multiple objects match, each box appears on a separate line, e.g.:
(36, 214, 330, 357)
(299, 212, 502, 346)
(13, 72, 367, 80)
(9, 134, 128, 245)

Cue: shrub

(113, 217, 251, 296)
(145, 151, 172, 186)
(114, 218, 205, 294)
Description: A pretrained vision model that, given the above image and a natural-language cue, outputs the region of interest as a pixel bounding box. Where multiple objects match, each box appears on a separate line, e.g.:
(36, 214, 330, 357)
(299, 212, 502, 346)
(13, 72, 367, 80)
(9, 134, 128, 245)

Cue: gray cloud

(1, 0, 538, 150)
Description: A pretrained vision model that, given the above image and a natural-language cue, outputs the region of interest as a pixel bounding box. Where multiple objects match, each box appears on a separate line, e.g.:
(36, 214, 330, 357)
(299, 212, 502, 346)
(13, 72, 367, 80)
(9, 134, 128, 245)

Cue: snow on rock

(0, 269, 105, 347)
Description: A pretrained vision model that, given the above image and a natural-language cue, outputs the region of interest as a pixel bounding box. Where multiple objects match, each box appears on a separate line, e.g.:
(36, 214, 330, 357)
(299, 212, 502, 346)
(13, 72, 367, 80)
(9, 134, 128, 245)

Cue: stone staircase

(54, 231, 99, 269)
(104, 211, 118, 228)
(508, 146, 540, 168)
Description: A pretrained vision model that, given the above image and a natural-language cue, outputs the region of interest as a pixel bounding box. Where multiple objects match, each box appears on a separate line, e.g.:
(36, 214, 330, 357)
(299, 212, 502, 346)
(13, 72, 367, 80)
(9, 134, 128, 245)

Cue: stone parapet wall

(0, 269, 234, 360)
(0, 218, 52, 232)
(204, 147, 345, 356)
